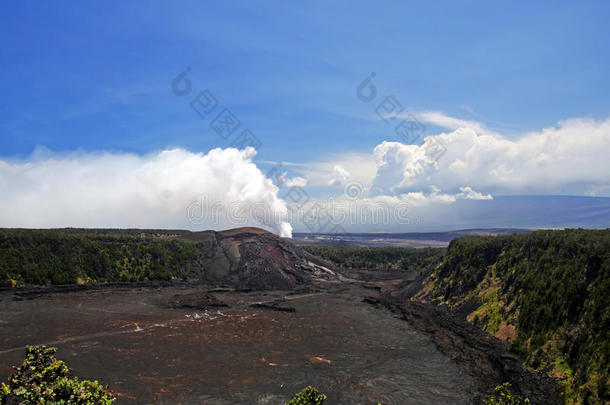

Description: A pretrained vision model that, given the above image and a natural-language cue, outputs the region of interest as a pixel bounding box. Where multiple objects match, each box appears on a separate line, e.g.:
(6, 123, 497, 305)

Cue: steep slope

(177, 227, 338, 289)
(415, 229, 609, 404)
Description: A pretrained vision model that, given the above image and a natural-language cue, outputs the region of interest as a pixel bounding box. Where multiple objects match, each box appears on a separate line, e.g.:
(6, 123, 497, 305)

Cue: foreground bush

(483, 383, 530, 404)
(0, 345, 115, 404)
(285, 385, 326, 405)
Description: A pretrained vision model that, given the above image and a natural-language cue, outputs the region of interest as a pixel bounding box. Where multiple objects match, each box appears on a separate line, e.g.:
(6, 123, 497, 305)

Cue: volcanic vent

(178, 227, 337, 290)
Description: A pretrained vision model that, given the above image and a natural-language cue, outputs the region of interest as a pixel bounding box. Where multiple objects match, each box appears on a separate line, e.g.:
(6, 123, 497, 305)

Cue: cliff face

(178, 227, 338, 290)
(416, 229, 610, 405)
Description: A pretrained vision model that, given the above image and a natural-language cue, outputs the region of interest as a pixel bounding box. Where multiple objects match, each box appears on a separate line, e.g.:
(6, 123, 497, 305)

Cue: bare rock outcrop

(178, 227, 338, 290)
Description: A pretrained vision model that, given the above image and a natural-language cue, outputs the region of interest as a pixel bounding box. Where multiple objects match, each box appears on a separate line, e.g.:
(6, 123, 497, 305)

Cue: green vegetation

(429, 229, 610, 404)
(302, 245, 445, 272)
(0, 229, 205, 287)
(0, 345, 115, 404)
(482, 383, 530, 404)
(285, 386, 326, 405)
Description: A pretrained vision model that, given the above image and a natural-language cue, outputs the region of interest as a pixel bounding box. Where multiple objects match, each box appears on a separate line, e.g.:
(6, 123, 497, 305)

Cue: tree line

(430, 229, 609, 404)
(0, 229, 204, 287)
(302, 245, 445, 272)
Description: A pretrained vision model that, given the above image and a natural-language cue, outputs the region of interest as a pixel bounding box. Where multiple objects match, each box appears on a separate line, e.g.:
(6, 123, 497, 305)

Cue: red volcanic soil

(0, 284, 474, 404)
(217, 227, 272, 236)
(176, 228, 338, 290)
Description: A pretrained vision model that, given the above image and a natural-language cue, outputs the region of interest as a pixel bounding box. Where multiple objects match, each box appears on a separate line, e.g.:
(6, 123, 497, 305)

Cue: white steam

(0, 147, 293, 237)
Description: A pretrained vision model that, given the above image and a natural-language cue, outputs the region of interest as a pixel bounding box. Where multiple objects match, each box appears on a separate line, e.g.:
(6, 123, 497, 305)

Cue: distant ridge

(291, 228, 532, 247)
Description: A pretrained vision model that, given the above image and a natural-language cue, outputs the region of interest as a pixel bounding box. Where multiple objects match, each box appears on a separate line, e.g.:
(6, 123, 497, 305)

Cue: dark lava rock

(250, 300, 296, 312)
(382, 269, 560, 403)
(377, 296, 561, 404)
(166, 292, 228, 310)
(178, 227, 339, 290)
(362, 296, 381, 305)
(286, 286, 316, 295)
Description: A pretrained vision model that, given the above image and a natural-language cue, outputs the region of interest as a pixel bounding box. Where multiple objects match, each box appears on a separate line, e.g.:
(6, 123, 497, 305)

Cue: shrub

(482, 382, 530, 405)
(0, 345, 115, 404)
(285, 385, 327, 405)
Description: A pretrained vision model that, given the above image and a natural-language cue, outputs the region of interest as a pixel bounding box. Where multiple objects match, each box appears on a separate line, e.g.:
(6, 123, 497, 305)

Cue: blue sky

(2, 1, 609, 159)
(1, 1, 609, 234)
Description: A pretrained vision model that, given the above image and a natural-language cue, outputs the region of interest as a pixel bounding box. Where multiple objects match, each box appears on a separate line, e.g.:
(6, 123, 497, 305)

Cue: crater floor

(0, 283, 474, 404)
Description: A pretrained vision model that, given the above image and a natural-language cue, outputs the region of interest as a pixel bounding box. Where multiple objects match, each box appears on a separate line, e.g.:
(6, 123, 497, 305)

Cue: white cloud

(292, 152, 378, 188)
(279, 173, 308, 188)
(328, 164, 350, 187)
(380, 110, 498, 136)
(4, 113, 607, 236)
(286, 187, 493, 232)
(585, 184, 610, 197)
(456, 186, 493, 200)
(0, 147, 293, 237)
(417, 110, 498, 136)
(370, 117, 610, 197)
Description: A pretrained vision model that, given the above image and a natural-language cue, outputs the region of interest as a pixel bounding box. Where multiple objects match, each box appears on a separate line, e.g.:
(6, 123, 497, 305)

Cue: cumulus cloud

(279, 173, 308, 188)
(328, 164, 350, 187)
(0, 147, 293, 237)
(371, 117, 610, 197)
(8, 114, 605, 236)
(456, 186, 493, 200)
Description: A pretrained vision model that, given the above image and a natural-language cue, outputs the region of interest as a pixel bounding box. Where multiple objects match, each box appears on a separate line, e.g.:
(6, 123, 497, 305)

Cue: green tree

(430, 229, 610, 404)
(482, 383, 530, 405)
(0, 345, 115, 404)
(285, 385, 327, 405)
